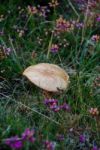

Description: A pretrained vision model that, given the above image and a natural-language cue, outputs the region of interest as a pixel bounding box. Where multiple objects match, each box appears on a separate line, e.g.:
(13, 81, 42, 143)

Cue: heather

(0, 0, 100, 150)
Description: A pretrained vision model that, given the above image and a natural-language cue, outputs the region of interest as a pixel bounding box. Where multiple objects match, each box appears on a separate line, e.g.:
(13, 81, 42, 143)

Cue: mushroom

(23, 63, 69, 97)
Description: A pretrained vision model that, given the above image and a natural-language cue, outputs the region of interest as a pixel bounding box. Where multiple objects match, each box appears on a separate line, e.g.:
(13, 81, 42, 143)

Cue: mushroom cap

(23, 63, 69, 92)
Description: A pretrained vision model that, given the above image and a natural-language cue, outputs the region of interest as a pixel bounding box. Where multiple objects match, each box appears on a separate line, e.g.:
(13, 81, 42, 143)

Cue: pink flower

(60, 103, 71, 112)
(79, 135, 85, 143)
(89, 107, 99, 116)
(5, 136, 23, 149)
(28, 6, 38, 14)
(55, 16, 73, 33)
(91, 146, 100, 150)
(22, 128, 35, 143)
(37, 5, 50, 18)
(91, 35, 100, 42)
(44, 99, 60, 112)
(96, 16, 100, 22)
(49, 0, 59, 8)
(50, 44, 59, 53)
(50, 105, 60, 112)
(44, 99, 58, 106)
(44, 140, 55, 150)
(3, 47, 12, 55)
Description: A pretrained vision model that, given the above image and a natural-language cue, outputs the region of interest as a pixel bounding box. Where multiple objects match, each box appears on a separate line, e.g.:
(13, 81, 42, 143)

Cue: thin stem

(17, 101, 60, 125)
(0, 93, 61, 125)
(47, 32, 53, 59)
(81, 0, 90, 43)
(24, 14, 32, 29)
(67, 0, 79, 19)
(2, 137, 23, 143)
(57, 53, 63, 67)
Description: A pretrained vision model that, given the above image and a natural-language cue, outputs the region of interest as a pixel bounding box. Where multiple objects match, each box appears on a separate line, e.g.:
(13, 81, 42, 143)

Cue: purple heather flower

(55, 16, 72, 33)
(50, 105, 60, 112)
(92, 146, 98, 150)
(28, 6, 38, 14)
(0, 31, 4, 36)
(5, 136, 23, 149)
(75, 0, 97, 11)
(56, 134, 64, 141)
(50, 44, 59, 53)
(44, 140, 55, 150)
(22, 128, 35, 143)
(91, 35, 100, 42)
(75, 22, 84, 29)
(96, 16, 100, 22)
(37, 5, 50, 18)
(44, 99, 71, 112)
(60, 103, 71, 112)
(79, 135, 85, 143)
(44, 99, 58, 106)
(3, 47, 12, 55)
(74, 0, 86, 11)
(44, 99, 60, 112)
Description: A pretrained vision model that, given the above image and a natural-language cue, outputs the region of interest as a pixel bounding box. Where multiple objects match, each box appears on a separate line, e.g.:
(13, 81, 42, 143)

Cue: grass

(0, 0, 100, 149)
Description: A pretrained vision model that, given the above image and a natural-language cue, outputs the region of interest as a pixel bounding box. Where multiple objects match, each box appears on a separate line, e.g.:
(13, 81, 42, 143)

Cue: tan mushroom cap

(23, 63, 69, 92)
